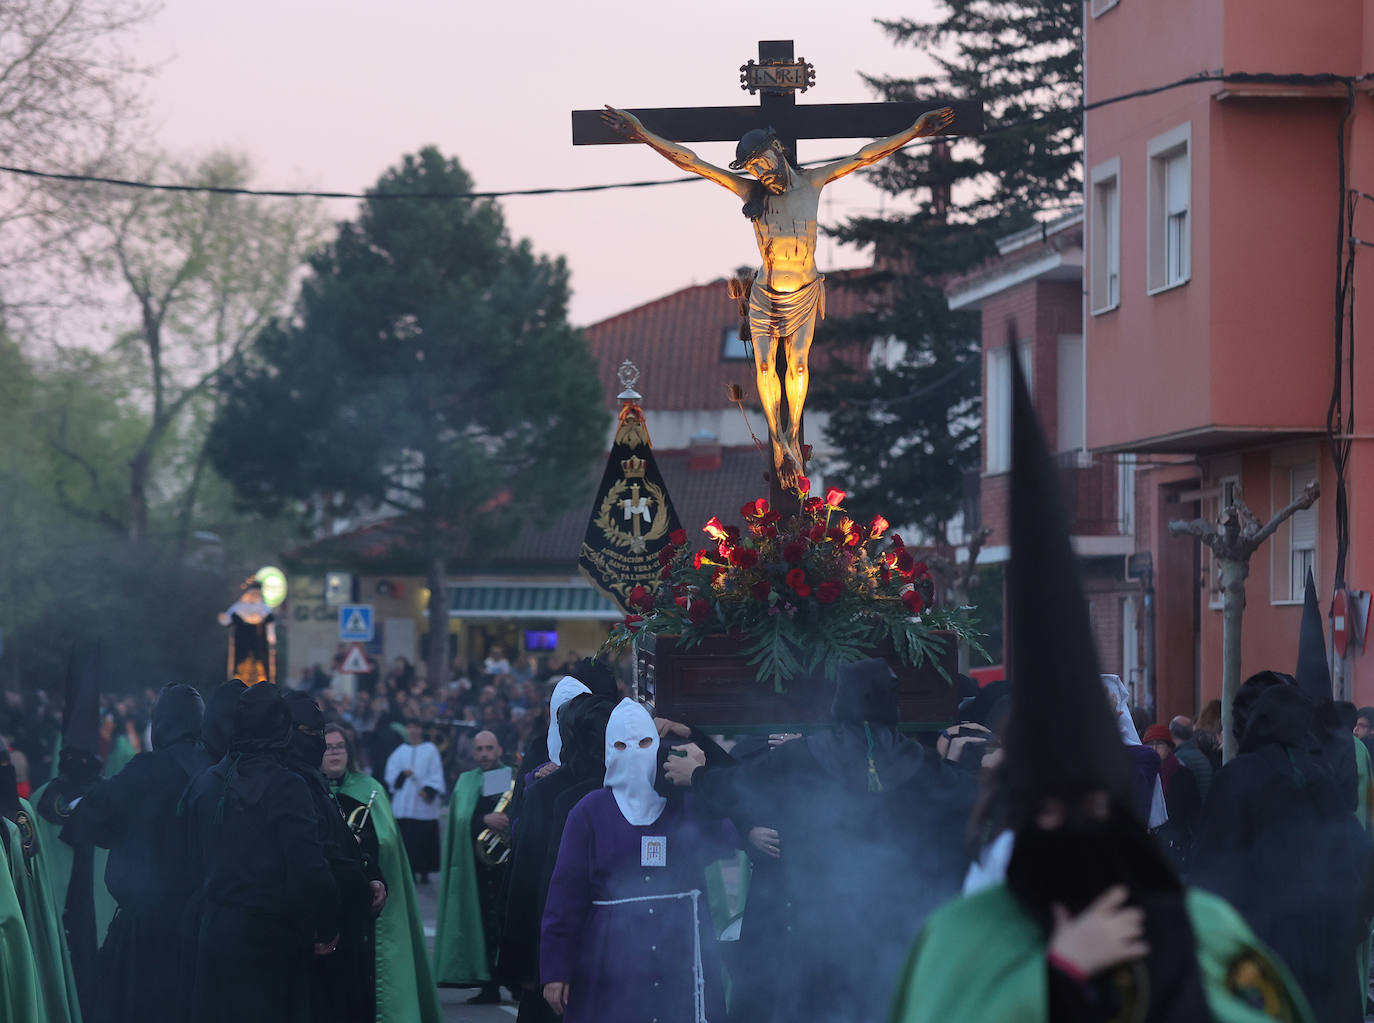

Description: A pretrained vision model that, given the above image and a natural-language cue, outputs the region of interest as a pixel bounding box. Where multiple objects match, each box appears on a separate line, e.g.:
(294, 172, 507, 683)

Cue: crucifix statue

(574, 40, 981, 495)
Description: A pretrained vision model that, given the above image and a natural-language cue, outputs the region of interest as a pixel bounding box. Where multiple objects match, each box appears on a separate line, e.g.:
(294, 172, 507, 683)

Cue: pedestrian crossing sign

(339, 604, 374, 642)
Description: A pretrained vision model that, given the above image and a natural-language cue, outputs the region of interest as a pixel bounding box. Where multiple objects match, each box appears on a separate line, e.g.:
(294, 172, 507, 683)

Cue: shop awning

(448, 584, 622, 620)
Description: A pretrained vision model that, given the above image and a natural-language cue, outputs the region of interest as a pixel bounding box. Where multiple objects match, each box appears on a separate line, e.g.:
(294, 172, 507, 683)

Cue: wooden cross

(572, 40, 982, 510)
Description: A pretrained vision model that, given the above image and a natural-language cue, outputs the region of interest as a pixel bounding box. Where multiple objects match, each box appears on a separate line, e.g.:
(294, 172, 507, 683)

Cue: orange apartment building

(1082, 0, 1374, 712)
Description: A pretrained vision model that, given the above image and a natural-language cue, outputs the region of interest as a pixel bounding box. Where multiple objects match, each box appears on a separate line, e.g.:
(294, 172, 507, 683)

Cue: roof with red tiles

(584, 270, 879, 412)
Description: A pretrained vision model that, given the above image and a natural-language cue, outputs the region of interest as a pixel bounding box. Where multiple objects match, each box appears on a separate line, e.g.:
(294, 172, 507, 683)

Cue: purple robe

(1128, 743, 1162, 823)
(540, 789, 736, 1023)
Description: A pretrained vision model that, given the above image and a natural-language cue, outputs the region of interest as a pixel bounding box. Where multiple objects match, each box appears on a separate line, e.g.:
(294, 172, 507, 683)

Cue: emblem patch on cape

(641, 835, 667, 867)
(1226, 951, 1295, 1020)
(14, 808, 37, 873)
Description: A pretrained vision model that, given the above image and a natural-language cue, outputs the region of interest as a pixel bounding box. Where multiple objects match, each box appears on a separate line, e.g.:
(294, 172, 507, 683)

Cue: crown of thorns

(729, 127, 782, 170)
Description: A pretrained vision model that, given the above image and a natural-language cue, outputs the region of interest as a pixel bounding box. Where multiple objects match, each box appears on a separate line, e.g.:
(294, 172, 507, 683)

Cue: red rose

(895, 550, 915, 574)
(750, 579, 772, 601)
(796, 476, 811, 494)
(816, 580, 842, 604)
(674, 595, 689, 609)
(624, 614, 644, 629)
(703, 516, 727, 540)
(628, 585, 654, 611)
(669, 528, 688, 546)
(825, 487, 846, 508)
(845, 530, 861, 548)
(730, 547, 760, 569)
(786, 567, 809, 593)
(808, 523, 827, 542)
(717, 540, 733, 560)
(741, 498, 769, 519)
(783, 540, 807, 563)
(658, 547, 675, 566)
(693, 550, 710, 570)
(803, 497, 824, 513)
(902, 589, 926, 614)
(794, 582, 812, 597)
(762, 525, 779, 539)
(688, 600, 710, 624)
(762, 510, 782, 525)
(911, 561, 929, 578)
(827, 528, 845, 544)
(868, 515, 890, 539)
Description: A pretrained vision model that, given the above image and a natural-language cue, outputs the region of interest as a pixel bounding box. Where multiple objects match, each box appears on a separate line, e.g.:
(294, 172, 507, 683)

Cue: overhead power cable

(1, 69, 1367, 202)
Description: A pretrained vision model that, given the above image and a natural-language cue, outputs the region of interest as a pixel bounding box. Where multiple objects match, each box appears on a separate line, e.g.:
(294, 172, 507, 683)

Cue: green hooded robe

(26, 780, 115, 948)
(431, 769, 490, 986)
(0, 825, 44, 1022)
(888, 884, 1314, 1023)
(333, 771, 442, 1023)
(5, 799, 82, 1023)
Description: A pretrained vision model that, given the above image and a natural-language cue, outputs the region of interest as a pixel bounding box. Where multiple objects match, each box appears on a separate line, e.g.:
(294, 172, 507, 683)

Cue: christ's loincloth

(748, 274, 825, 341)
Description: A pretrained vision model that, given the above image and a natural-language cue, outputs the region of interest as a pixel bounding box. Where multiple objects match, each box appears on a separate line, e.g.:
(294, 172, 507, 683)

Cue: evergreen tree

(818, 0, 1081, 539)
(208, 148, 608, 688)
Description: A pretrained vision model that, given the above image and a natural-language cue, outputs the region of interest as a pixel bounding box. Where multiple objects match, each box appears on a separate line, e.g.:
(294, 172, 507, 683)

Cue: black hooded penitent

(200, 679, 247, 762)
(151, 683, 205, 751)
(1000, 357, 1133, 830)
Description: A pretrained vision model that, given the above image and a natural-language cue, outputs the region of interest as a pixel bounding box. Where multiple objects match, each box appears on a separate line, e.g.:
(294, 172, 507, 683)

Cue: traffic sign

(339, 604, 374, 642)
(340, 642, 371, 674)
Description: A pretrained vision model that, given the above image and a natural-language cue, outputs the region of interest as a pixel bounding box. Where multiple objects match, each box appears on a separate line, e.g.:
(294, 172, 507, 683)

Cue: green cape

(5, 800, 82, 1023)
(888, 884, 1314, 1023)
(336, 771, 442, 1023)
(432, 769, 489, 986)
(26, 781, 115, 949)
(0, 821, 45, 1022)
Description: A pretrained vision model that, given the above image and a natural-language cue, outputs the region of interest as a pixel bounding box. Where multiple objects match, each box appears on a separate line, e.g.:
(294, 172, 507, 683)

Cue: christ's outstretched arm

(812, 106, 955, 186)
(600, 106, 753, 199)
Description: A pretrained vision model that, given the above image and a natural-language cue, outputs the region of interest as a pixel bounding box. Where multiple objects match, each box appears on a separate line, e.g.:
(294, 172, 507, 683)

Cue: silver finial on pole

(617, 359, 642, 402)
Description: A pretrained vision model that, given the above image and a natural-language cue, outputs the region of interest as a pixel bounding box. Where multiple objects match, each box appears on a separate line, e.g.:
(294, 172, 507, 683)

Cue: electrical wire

(5, 69, 1350, 204)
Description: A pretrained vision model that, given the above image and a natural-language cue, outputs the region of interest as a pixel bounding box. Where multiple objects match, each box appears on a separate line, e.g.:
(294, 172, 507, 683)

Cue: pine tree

(208, 148, 608, 688)
(818, 0, 1081, 538)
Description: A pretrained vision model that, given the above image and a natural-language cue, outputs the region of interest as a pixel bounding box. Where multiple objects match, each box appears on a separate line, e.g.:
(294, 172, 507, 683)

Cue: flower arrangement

(603, 481, 982, 690)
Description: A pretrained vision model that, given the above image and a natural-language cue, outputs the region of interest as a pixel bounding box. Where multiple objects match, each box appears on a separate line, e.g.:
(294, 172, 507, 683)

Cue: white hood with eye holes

(603, 698, 667, 826)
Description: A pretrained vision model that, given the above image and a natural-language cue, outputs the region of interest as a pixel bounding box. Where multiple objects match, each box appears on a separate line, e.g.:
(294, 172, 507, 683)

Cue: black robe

(184, 754, 340, 1023)
(1189, 686, 1374, 1023)
(288, 762, 380, 1023)
(60, 739, 211, 1023)
(690, 726, 976, 1023)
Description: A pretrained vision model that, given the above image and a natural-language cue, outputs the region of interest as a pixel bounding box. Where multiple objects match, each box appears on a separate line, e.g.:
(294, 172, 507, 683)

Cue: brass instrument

(475, 776, 517, 867)
(346, 789, 377, 837)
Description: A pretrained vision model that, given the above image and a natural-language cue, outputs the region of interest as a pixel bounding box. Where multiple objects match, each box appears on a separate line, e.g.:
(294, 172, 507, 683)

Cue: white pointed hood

(603, 698, 667, 826)
(546, 676, 591, 766)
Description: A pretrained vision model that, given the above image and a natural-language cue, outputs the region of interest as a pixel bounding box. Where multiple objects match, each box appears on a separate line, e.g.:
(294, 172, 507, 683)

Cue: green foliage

(602, 489, 981, 692)
(209, 146, 608, 563)
(816, 0, 1081, 538)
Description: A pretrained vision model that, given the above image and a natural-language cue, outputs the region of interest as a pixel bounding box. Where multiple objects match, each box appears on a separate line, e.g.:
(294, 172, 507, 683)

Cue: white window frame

(1266, 451, 1319, 606)
(984, 341, 1033, 475)
(1147, 123, 1191, 295)
(1089, 157, 1121, 315)
(1057, 334, 1086, 453)
(1285, 464, 1318, 604)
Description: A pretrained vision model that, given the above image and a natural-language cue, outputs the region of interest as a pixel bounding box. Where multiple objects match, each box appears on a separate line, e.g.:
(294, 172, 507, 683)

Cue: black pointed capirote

(1000, 353, 1134, 829)
(1294, 568, 1332, 705)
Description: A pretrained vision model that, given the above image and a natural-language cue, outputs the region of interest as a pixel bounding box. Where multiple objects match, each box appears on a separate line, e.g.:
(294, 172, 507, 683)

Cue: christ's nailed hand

(600, 105, 642, 140)
(916, 106, 956, 135)
(1049, 885, 1149, 978)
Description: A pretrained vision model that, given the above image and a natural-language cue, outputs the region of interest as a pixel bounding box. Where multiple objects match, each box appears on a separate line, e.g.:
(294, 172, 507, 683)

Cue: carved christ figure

(601, 104, 955, 486)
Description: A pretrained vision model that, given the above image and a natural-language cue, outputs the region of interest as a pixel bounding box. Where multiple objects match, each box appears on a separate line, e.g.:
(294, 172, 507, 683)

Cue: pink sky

(132, 1, 940, 327)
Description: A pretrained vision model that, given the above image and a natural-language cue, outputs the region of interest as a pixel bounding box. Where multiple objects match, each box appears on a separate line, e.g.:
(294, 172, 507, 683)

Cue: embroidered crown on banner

(621, 456, 647, 479)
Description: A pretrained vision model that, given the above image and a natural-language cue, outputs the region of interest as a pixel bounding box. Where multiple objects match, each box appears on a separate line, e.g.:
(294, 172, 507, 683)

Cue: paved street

(412, 876, 519, 1022)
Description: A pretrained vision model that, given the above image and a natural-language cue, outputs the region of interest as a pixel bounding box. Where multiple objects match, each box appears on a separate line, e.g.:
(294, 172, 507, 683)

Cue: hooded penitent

(603, 699, 666, 826)
(281, 690, 326, 768)
(228, 683, 292, 756)
(810, 657, 929, 794)
(546, 677, 592, 767)
(150, 683, 205, 752)
(200, 680, 248, 762)
(1000, 358, 1135, 832)
(1101, 673, 1169, 829)
(568, 657, 621, 699)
